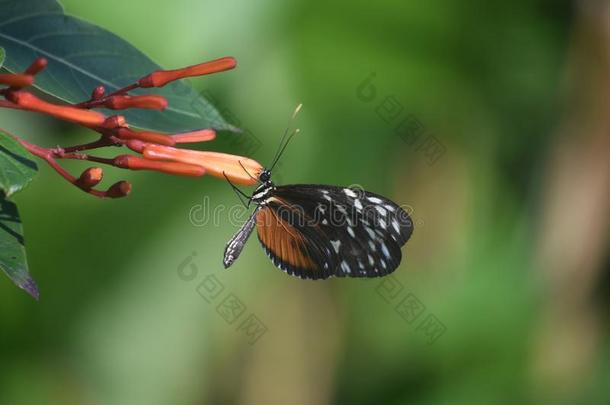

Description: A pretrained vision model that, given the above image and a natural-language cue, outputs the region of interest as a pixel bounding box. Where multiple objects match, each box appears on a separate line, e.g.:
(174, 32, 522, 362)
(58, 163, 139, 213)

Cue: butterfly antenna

(269, 103, 302, 171)
(238, 160, 259, 182)
(269, 128, 299, 172)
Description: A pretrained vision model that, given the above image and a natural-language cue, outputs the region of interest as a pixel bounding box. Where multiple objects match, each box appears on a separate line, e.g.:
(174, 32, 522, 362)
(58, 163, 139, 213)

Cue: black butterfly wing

(256, 184, 413, 279)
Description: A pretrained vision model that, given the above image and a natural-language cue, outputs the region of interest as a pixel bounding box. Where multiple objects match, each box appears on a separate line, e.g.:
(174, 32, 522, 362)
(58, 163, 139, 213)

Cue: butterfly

(222, 107, 414, 279)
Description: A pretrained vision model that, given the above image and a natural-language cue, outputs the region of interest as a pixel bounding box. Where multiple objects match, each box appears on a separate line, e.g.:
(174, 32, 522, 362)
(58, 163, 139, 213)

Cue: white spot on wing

(375, 206, 387, 216)
(347, 227, 355, 237)
(368, 240, 376, 251)
(381, 242, 391, 259)
(322, 219, 328, 225)
(340, 261, 351, 274)
(344, 188, 357, 197)
(368, 254, 374, 266)
(331, 240, 341, 253)
(392, 219, 400, 233)
(368, 197, 383, 204)
(365, 227, 376, 239)
(354, 199, 363, 211)
(379, 218, 387, 229)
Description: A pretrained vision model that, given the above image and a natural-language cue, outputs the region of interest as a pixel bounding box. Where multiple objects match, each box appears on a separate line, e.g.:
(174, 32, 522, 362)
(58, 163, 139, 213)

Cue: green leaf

(0, 131, 38, 197)
(0, 47, 5, 68)
(0, 0, 234, 132)
(0, 195, 38, 299)
(0, 131, 38, 298)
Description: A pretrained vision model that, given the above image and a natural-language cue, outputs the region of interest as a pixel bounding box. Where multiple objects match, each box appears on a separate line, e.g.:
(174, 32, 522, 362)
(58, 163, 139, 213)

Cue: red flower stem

(62, 154, 116, 166)
(62, 137, 118, 153)
(0, 99, 23, 109)
(107, 83, 140, 97)
(7, 133, 115, 198)
(53, 150, 116, 166)
(44, 156, 80, 185)
(18, 138, 73, 180)
(14, 135, 106, 197)
(75, 98, 108, 109)
(76, 83, 140, 108)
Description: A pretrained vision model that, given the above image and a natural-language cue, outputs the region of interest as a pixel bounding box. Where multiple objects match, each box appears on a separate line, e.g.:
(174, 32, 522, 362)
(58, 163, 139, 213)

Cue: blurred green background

(2, 0, 610, 404)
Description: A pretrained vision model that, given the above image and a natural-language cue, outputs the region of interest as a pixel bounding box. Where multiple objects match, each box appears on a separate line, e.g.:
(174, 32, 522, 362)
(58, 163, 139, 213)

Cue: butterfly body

(223, 170, 413, 279)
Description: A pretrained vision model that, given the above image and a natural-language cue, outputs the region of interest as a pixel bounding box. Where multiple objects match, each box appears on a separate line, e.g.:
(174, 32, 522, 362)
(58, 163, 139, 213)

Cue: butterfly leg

(223, 171, 251, 208)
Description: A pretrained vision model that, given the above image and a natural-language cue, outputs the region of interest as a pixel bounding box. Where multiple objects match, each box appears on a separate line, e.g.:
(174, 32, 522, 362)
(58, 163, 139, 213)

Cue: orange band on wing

(256, 206, 318, 271)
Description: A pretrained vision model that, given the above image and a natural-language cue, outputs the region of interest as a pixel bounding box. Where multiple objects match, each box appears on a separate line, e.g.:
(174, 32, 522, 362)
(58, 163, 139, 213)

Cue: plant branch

(9, 132, 118, 198)
(75, 83, 140, 109)
(61, 136, 119, 153)
(0, 55, 254, 200)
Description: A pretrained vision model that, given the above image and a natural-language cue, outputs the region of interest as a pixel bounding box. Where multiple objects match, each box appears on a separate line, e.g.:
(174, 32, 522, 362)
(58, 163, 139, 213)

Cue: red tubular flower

(106, 181, 132, 198)
(7, 91, 106, 126)
(171, 129, 216, 143)
(138, 57, 237, 88)
(75, 167, 103, 189)
(24, 57, 48, 76)
(114, 154, 205, 177)
(0, 73, 34, 88)
(142, 144, 262, 185)
(105, 95, 168, 110)
(116, 128, 175, 146)
(0, 55, 257, 202)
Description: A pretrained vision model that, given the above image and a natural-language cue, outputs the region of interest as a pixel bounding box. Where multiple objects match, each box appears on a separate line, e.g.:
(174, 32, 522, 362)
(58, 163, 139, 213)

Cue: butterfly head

(259, 169, 272, 183)
(251, 170, 274, 203)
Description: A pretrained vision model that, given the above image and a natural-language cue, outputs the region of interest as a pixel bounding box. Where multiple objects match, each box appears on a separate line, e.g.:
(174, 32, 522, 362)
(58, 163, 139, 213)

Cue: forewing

(257, 184, 413, 279)
(256, 204, 336, 279)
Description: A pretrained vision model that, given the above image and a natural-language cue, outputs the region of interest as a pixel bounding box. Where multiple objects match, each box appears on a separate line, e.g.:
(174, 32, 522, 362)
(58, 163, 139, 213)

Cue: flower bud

(106, 181, 132, 198)
(138, 57, 237, 88)
(125, 139, 147, 153)
(91, 86, 106, 100)
(116, 128, 175, 146)
(114, 154, 205, 177)
(0, 73, 34, 88)
(7, 91, 106, 125)
(102, 115, 126, 129)
(24, 57, 48, 76)
(75, 167, 103, 189)
(171, 129, 216, 143)
(105, 95, 168, 110)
